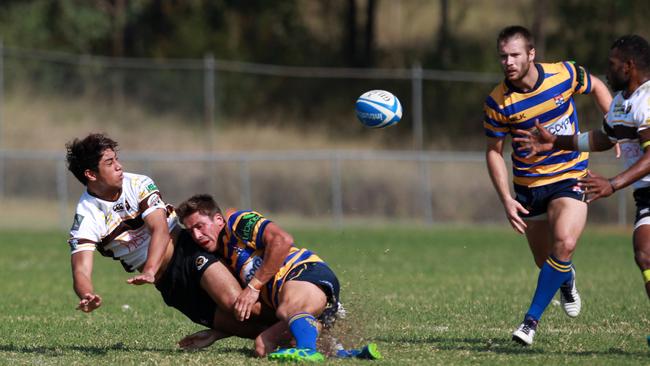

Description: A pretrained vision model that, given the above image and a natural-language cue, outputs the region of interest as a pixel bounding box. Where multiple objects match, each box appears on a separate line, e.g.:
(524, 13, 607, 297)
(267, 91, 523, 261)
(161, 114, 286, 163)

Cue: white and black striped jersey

(67, 172, 178, 272)
(603, 80, 650, 190)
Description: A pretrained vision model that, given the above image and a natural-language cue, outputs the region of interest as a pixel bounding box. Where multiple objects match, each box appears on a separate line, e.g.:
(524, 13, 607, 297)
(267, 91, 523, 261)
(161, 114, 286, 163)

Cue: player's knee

(634, 246, 650, 269)
(254, 336, 266, 357)
(555, 237, 578, 256)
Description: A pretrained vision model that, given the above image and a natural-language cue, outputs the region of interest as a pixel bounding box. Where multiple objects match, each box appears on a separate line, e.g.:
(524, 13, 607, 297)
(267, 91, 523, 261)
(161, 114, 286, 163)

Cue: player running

(483, 25, 612, 345)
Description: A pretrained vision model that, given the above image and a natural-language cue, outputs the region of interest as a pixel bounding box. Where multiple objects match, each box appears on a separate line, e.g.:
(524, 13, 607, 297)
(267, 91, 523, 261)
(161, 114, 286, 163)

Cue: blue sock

(525, 255, 573, 321)
(288, 313, 318, 350)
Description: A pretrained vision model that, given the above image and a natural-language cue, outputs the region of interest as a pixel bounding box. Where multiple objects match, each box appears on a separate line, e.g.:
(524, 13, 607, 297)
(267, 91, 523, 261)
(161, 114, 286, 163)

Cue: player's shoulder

(486, 82, 508, 105)
(123, 172, 155, 186)
(226, 209, 269, 241)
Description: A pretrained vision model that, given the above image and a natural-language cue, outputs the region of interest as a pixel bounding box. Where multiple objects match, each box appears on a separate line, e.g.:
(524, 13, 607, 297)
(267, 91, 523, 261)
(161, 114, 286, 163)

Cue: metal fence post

(0, 40, 4, 199)
(411, 63, 424, 151)
(419, 154, 433, 224)
(330, 154, 343, 228)
(57, 158, 69, 231)
(239, 159, 251, 209)
(618, 189, 627, 226)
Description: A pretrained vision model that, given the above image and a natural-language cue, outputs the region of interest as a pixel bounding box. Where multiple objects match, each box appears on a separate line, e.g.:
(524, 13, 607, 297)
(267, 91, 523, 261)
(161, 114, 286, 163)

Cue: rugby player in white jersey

(514, 34, 650, 345)
(65, 133, 273, 346)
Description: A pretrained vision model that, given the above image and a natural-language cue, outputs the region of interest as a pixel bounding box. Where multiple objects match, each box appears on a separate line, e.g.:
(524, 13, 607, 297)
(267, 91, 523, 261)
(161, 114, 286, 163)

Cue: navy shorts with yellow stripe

(285, 262, 341, 327)
(514, 178, 586, 218)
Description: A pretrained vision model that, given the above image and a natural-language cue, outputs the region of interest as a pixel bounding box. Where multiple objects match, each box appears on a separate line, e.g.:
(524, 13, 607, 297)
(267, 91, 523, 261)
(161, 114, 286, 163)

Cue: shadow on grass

(0, 343, 254, 357)
(374, 335, 649, 357)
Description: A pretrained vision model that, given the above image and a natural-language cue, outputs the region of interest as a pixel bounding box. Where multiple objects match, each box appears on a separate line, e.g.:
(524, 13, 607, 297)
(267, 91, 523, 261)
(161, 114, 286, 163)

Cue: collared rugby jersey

(603, 80, 650, 190)
(68, 172, 178, 272)
(217, 210, 324, 309)
(484, 62, 592, 187)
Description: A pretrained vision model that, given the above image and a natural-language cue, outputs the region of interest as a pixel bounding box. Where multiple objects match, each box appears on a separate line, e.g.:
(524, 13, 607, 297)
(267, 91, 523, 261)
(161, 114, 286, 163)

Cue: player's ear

(212, 212, 224, 227)
(528, 47, 536, 62)
(84, 169, 98, 183)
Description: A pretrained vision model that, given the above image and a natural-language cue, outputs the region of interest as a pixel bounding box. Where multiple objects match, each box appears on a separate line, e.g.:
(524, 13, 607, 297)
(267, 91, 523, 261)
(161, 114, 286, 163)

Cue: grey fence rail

(0, 149, 630, 231)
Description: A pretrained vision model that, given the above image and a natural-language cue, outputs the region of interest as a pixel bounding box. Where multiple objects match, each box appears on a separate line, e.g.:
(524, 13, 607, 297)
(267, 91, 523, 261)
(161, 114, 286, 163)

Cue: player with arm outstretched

(515, 35, 650, 345)
(483, 25, 612, 346)
(65, 133, 271, 345)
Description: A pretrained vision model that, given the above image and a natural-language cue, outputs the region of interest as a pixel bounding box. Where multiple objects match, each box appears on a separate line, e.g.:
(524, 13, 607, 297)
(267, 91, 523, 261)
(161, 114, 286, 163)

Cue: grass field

(0, 225, 648, 365)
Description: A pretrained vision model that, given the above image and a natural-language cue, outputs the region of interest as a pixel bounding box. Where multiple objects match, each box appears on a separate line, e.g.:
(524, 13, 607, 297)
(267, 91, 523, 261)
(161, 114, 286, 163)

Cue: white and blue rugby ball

(355, 90, 402, 128)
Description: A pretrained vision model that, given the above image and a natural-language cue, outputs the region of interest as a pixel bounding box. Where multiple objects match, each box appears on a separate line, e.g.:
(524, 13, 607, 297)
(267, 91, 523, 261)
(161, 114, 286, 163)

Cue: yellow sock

(643, 269, 650, 283)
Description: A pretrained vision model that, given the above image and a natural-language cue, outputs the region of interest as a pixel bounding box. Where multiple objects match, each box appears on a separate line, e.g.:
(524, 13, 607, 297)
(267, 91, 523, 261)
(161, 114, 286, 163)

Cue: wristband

(608, 178, 617, 193)
(247, 282, 260, 292)
(576, 132, 591, 151)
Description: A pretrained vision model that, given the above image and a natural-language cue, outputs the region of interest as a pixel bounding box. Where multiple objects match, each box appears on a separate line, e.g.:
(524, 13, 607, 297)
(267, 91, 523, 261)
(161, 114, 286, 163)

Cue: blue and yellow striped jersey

(483, 62, 592, 187)
(217, 210, 324, 309)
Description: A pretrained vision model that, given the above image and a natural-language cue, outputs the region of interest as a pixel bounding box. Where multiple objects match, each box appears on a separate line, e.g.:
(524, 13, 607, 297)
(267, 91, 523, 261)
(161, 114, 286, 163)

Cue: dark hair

(176, 194, 223, 223)
(497, 25, 535, 51)
(65, 133, 118, 185)
(611, 34, 650, 71)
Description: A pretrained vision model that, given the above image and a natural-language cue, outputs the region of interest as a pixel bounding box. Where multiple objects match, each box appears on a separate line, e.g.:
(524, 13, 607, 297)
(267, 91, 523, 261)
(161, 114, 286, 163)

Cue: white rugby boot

(512, 318, 537, 346)
(559, 267, 581, 318)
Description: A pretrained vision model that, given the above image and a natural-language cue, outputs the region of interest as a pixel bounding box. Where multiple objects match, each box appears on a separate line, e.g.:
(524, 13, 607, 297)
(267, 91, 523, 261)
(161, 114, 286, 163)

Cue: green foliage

(0, 226, 648, 365)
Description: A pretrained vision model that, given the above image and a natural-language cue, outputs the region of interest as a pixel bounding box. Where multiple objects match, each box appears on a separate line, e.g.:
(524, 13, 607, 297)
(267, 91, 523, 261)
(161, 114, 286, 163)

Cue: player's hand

(126, 271, 155, 285)
(513, 120, 557, 158)
(614, 142, 621, 158)
(234, 286, 260, 322)
(178, 329, 220, 350)
(578, 170, 614, 203)
(503, 197, 528, 234)
(77, 293, 102, 313)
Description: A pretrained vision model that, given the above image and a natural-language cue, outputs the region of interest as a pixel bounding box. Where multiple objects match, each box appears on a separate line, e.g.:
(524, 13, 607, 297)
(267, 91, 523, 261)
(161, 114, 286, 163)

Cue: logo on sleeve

(146, 183, 158, 192)
(147, 193, 162, 208)
(236, 213, 262, 241)
(195, 256, 208, 271)
(68, 238, 79, 251)
(70, 214, 85, 231)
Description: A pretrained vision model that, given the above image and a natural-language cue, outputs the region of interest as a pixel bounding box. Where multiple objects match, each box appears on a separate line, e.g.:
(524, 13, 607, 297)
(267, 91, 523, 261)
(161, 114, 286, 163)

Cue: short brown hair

(176, 194, 223, 223)
(497, 25, 535, 51)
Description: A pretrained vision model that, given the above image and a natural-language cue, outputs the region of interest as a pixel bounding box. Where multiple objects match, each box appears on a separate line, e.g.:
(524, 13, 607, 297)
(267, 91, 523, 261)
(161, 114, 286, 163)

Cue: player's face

(183, 212, 224, 252)
(498, 37, 534, 82)
(606, 48, 629, 92)
(93, 149, 123, 190)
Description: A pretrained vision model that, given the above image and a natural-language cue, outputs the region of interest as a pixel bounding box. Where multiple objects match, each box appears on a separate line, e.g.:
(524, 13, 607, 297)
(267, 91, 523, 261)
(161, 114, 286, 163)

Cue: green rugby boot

(268, 347, 325, 362)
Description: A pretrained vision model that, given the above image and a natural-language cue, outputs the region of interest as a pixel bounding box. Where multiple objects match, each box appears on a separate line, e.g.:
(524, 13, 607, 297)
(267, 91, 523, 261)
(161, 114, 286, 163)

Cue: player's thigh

(277, 280, 327, 320)
(524, 219, 553, 267)
(547, 196, 587, 245)
(201, 261, 242, 311)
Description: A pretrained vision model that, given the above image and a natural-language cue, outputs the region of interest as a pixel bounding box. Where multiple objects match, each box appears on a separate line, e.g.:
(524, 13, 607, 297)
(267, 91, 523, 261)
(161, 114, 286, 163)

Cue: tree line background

(1, 0, 649, 149)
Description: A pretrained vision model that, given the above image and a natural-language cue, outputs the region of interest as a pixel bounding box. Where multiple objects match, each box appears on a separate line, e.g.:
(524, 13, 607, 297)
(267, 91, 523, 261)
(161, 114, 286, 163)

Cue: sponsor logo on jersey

(553, 94, 565, 106)
(113, 203, 125, 212)
(195, 256, 208, 271)
(509, 113, 526, 122)
(237, 213, 262, 241)
(146, 183, 157, 192)
(71, 214, 85, 231)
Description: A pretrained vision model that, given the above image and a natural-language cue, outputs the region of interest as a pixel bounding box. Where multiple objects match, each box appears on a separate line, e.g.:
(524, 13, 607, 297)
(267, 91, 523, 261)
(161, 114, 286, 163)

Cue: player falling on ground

(483, 25, 612, 345)
(175, 194, 381, 361)
(514, 34, 650, 346)
(65, 133, 270, 344)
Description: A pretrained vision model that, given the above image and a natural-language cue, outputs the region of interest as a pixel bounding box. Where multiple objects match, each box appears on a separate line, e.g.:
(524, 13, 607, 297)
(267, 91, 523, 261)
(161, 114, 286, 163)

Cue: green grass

(0, 225, 648, 365)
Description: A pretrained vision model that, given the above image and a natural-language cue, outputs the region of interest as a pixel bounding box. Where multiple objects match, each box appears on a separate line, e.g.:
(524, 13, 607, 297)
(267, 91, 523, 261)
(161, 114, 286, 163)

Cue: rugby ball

(355, 90, 402, 128)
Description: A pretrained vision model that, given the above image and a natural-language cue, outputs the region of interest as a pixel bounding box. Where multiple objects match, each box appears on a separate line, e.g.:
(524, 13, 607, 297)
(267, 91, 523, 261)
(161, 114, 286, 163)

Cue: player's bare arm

(590, 74, 613, 114)
(127, 208, 170, 285)
(71, 250, 102, 312)
(580, 129, 650, 202)
(514, 120, 615, 158)
(485, 137, 529, 233)
(234, 223, 293, 321)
